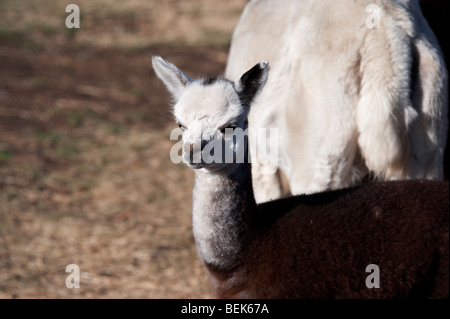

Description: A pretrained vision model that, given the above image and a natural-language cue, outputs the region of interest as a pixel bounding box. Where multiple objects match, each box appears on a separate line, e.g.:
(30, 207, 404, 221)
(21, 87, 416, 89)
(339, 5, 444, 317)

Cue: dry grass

(0, 0, 246, 48)
(1, 127, 212, 298)
(0, 0, 247, 298)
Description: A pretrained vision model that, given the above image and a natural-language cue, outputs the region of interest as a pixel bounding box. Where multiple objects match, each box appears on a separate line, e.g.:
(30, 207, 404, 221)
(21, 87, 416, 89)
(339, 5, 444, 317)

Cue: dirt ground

(0, 0, 247, 299)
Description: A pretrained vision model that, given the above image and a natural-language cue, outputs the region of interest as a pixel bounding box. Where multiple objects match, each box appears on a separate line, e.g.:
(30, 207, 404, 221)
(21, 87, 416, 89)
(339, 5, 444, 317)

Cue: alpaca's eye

(221, 124, 238, 134)
(178, 124, 186, 131)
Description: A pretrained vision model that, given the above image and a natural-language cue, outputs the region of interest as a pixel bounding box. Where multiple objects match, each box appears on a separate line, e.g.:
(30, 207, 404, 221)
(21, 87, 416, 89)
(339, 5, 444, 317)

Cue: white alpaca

(225, 0, 448, 203)
(152, 56, 449, 299)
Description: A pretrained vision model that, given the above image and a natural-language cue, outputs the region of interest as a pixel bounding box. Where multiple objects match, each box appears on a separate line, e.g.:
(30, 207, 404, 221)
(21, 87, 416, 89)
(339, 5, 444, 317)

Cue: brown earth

(0, 43, 231, 299)
(0, 0, 247, 299)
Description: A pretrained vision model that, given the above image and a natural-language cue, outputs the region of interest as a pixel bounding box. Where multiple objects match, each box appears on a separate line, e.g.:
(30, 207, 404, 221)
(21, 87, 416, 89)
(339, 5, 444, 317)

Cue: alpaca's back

(226, 0, 448, 202)
(214, 180, 449, 298)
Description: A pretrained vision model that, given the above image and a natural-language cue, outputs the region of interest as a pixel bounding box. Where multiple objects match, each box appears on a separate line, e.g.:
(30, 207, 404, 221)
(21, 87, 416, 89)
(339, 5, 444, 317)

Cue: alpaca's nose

(188, 140, 208, 163)
(189, 140, 208, 152)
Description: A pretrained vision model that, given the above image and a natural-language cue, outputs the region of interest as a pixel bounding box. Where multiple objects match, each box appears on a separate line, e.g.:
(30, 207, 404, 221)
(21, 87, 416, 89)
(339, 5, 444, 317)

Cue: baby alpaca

(152, 56, 449, 299)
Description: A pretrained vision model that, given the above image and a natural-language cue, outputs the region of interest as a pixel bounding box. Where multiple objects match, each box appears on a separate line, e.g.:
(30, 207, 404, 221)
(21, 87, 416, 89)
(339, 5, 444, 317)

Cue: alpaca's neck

(192, 162, 256, 271)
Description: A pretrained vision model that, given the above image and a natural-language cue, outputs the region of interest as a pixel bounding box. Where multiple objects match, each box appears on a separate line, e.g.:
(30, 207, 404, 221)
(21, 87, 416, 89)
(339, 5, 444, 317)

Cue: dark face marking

(201, 77, 219, 86)
(201, 77, 234, 87)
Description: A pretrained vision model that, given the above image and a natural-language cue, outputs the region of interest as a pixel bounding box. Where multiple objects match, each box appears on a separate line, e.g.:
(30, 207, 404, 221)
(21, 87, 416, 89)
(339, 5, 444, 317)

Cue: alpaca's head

(152, 56, 269, 172)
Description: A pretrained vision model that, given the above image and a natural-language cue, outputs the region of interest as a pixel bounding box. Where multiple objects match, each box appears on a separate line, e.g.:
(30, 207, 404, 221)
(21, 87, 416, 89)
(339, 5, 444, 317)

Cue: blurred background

(0, 0, 247, 298)
(0, 0, 448, 299)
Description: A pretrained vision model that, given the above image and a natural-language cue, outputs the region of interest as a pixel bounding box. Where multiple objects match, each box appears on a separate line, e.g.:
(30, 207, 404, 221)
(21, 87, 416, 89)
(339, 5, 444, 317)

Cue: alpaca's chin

(188, 162, 234, 173)
(188, 162, 206, 169)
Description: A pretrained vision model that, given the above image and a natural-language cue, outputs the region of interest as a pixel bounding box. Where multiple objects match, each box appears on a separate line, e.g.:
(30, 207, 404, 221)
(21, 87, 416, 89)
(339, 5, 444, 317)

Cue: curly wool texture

(210, 180, 449, 298)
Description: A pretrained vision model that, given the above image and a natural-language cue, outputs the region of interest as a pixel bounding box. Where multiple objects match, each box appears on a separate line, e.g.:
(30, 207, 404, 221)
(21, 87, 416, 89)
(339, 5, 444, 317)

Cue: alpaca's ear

(235, 60, 269, 107)
(152, 56, 193, 101)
